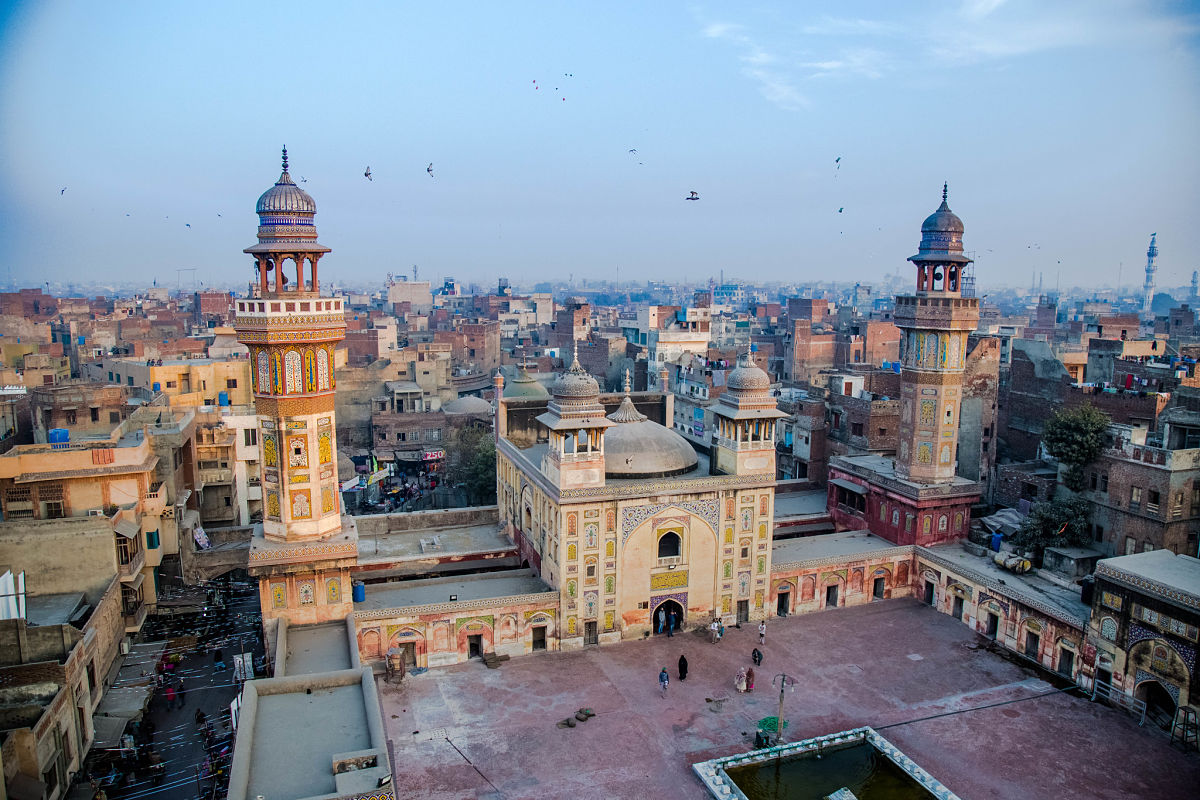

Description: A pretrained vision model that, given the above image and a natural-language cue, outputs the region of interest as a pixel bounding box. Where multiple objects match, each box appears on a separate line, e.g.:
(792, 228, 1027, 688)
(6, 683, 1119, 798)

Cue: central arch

(651, 599, 685, 635)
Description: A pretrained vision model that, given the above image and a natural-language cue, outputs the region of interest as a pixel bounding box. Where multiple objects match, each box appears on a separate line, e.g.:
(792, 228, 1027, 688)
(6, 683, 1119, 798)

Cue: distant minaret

(1142, 233, 1159, 319)
(1191, 270, 1198, 304)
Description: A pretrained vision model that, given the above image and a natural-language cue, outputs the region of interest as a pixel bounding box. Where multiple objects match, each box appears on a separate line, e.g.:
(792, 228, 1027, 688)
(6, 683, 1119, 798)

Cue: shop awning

(91, 714, 130, 750)
(829, 478, 867, 494)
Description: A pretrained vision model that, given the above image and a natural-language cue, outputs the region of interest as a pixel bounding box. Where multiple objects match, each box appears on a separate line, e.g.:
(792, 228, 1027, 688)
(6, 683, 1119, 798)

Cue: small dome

(727, 350, 770, 392)
(256, 173, 316, 214)
(444, 395, 493, 415)
(910, 183, 970, 265)
(552, 349, 599, 400)
(504, 366, 550, 399)
(604, 395, 698, 478)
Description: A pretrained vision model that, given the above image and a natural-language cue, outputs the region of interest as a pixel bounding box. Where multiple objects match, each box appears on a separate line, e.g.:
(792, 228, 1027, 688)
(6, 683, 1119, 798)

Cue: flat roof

(1096, 550, 1200, 611)
(246, 684, 370, 800)
(24, 592, 87, 626)
(772, 530, 904, 566)
(358, 569, 552, 611)
(834, 454, 979, 492)
(773, 490, 829, 519)
(358, 522, 511, 565)
(921, 544, 1091, 626)
(285, 623, 352, 675)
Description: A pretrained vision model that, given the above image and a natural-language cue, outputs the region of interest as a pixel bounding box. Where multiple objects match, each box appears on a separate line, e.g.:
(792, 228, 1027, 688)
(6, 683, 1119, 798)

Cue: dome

(604, 395, 698, 478)
(256, 174, 316, 214)
(552, 348, 599, 400)
(256, 148, 316, 214)
(503, 366, 550, 399)
(727, 350, 770, 392)
(444, 395, 493, 415)
(910, 183, 970, 265)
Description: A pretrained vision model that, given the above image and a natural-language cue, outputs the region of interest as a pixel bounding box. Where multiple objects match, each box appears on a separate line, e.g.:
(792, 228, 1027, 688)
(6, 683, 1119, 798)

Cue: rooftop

(357, 569, 552, 612)
(1095, 550, 1200, 612)
(772, 529, 906, 567)
(773, 490, 830, 519)
(357, 521, 510, 565)
(245, 681, 371, 799)
(831, 455, 981, 499)
(920, 543, 1091, 626)
(284, 623, 353, 676)
(380, 598, 1197, 799)
(23, 592, 88, 627)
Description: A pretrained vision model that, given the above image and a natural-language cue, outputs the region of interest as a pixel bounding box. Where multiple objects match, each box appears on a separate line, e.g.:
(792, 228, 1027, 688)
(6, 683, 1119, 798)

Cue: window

(1124, 536, 1137, 555)
(1093, 524, 1105, 543)
(1100, 617, 1118, 641)
(1090, 472, 1098, 490)
(657, 530, 682, 559)
(109, 411, 120, 424)
(1100, 473, 1108, 493)
(127, 376, 133, 386)
(165, 380, 177, 388)
(90, 407, 100, 422)
(65, 410, 76, 425)
(1146, 489, 1160, 514)
(1130, 487, 1142, 511)
(851, 422, 864, 437)
(244, 429, 258, 446)
(586, 564, 596, 578)
(1142, 540, 1154, 552)
(428, 429, 440, 441)
(226, 378, 237, 388)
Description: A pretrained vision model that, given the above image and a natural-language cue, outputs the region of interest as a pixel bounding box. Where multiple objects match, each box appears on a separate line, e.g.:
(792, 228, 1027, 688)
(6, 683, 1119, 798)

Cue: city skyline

(1, 1, 1197, 289)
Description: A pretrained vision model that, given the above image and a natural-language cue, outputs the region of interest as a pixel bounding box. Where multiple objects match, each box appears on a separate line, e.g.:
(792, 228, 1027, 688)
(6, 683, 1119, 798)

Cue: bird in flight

(364, 166, 373, 181)
(185, 223, 191, 228)
(427, 163, 434, 177)
(838, 207, 844, 213)
(628, 149, 637, 154)
(60, 187, 66, 195)
(686, 191, 699, 201)
(835, 156, 841, 168)
(299, 176, 307, 183)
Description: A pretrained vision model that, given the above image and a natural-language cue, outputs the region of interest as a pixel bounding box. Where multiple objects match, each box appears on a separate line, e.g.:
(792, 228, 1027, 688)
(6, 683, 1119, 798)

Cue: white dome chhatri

(604, 371, 698, 479)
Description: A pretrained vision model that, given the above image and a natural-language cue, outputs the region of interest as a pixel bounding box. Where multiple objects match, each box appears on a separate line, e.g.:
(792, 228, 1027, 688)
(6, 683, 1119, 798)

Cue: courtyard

(379, 598, 1198, 799)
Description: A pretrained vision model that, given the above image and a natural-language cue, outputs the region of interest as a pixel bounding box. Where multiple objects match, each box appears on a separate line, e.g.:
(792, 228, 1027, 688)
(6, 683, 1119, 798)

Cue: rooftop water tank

(48, 428, 69, 448)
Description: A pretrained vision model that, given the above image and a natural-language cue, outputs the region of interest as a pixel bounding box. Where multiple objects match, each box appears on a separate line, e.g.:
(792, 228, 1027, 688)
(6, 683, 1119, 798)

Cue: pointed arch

(317, 347, 331, 390)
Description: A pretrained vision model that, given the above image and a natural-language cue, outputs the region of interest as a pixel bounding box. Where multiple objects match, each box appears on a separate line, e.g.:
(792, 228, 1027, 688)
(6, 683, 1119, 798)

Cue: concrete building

(83, 356, 252, 408)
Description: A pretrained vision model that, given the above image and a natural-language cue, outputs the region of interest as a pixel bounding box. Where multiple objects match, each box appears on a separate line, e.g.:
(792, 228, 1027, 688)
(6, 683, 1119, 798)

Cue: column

(295, 256, 305, 293)
(310, 256, 319, 292)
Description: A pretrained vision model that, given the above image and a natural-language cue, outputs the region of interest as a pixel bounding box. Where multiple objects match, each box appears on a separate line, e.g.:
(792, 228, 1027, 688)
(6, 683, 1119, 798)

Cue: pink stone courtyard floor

(378, 599, 1198, 800)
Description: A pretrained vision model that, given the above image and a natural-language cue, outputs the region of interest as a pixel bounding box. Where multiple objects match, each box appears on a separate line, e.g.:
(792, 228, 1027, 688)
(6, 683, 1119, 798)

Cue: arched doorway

(1136, 680, 1177, 729)
(652, 599, 685, 635)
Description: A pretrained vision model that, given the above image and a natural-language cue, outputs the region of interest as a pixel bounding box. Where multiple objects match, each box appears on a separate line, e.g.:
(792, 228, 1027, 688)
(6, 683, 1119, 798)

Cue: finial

(942, 182, 948, 203)
(282, 146, 289, 173)
(572, 340, 580, 368)
(624, 368, 631, 394)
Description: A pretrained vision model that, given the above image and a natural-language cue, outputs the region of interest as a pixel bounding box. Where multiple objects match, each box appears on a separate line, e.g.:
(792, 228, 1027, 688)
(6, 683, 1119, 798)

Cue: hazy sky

(1, 1, 1197, 292)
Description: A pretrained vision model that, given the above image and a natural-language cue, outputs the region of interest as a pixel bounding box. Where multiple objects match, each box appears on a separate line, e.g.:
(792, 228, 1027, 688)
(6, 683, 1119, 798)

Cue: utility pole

(772, 673, 797, 743)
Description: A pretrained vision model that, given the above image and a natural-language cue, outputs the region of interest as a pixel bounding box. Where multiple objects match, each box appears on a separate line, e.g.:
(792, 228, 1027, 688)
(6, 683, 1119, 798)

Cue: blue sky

(0, 1, 1197, 291)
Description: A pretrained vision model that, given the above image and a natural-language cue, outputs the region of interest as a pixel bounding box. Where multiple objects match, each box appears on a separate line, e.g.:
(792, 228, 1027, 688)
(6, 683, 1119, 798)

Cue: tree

(1041, 404, 1110, 491)
(442, 425, 497, 506)
(1011, 495, 1092, 561)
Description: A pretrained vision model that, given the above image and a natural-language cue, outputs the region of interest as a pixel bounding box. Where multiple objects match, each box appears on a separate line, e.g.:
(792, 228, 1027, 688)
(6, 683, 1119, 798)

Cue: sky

(0, 1, 1197, 293)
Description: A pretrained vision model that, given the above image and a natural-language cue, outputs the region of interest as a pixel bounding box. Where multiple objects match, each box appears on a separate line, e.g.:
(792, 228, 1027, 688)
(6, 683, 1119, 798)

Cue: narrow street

(81, 574, 263, 800)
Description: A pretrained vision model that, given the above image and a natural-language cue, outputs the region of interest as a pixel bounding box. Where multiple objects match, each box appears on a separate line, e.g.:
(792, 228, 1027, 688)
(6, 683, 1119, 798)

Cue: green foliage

(1011, 495, 1092, 557)
(442, 425, 497, 506)
(1041, 404, 1110, 491)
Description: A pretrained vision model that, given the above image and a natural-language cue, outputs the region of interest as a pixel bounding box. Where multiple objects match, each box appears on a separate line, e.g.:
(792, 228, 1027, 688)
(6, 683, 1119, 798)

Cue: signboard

(422, 449, 445, 461)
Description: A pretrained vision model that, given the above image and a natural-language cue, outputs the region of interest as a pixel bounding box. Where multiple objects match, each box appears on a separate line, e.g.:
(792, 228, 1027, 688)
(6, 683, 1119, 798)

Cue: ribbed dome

(604, 394, 698, 478)
(444, 395, 493, 415)
(256, 172, 316, 214)
(552, 348, 599, 400)
(727, 350, 770, 392)
(910, 183, 970, 265)
(504, 366, 550, 399)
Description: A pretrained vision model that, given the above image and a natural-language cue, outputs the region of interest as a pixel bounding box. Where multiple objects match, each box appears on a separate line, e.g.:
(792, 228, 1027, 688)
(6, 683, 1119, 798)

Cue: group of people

(656, 606, 681, 636)
(659, 619, 768, 697)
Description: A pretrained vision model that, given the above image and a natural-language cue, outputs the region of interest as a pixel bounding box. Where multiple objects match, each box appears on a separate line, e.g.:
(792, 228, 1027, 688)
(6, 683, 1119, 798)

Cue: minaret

(1190, 270, 1198, 305)
(235, 148, 355, 628)
(1142, 233, 1158, 320)
(535, 344, 612, 489)
(894, 185, 980, 483)
(710, 345, 786, 476)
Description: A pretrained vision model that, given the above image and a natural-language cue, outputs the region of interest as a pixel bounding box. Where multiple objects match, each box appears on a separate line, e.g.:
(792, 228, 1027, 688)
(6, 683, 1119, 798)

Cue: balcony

(123, 603, 148, 633)
(143, 481, 167, 516)
(118, 547, 145, 581)
(199, 467, 234, 485)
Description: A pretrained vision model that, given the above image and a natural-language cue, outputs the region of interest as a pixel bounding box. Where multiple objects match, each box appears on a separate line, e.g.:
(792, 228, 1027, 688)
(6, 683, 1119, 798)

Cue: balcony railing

(118, 548, 145, 581)
(199, 468, 234, 485)
(143, 482, 167, 515)
(123, 604, 148, 632)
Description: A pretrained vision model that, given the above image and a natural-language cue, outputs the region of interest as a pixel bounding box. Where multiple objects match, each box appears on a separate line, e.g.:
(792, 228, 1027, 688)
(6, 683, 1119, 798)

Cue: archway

(1135, 680, 1177, 729)
(651, 599, 685, 635)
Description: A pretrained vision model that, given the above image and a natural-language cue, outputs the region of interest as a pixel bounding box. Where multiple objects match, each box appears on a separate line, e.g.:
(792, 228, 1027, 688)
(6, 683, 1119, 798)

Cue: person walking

(174, 677, 185, 709)
(758, 620, 767, 645)
(657, 607, 666, 635)
(718, 620, 725, 642)
(667, 610, 677, 637)
(746, 667, 756, 691)
(709, 618, 719, 644)
(164, 683, 177, 711)
(735, 666, 748, 693)
(752, 647, 763, 667)
(678, 654, 688, 681)
(659, 667, 670, 698)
